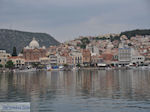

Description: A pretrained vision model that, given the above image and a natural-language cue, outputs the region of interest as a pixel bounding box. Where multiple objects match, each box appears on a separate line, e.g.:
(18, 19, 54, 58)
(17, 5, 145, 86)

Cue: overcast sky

(0, 0, 150, 42)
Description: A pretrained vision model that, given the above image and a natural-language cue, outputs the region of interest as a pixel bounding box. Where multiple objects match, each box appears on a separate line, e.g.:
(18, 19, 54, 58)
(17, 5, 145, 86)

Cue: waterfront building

(57, 55, 67, 65)
(118, 44, 131, 65)
(49, 53, 57, 66)
(131, 56, 145, 65)
(82, 49, 91, 66)
(0, 50, 11, 67)
(130, 48, 145, 65)
(9, 56, 25, 68)
(71, 50, 83, 65)
(101, 53, 114, 64)
(23, 38, 46, 63)
(39, 57, 50, 65)
(91, 55, 100, 66)
(66, 55, 73, 65)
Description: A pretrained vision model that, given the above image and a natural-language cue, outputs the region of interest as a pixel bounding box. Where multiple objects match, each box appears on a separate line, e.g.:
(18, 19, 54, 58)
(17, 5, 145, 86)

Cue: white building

(9, 56, 25, 68)
(39, 57, 50, 65)
(86, 45, 99, 56)
(118, 43, 145, 65)
(0, 50, 11, 67)
(49, 53, 57, 66)
(131, 56, 145, 65)
(71, 50, 83, 65)
(130, 48, 145, 65)
(118, 44, 131, 65)
(57, 55, 67, 65)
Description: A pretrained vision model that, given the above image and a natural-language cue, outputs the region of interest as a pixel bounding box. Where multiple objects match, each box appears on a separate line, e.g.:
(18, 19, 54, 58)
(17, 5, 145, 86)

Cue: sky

(0, 0, 150, 42)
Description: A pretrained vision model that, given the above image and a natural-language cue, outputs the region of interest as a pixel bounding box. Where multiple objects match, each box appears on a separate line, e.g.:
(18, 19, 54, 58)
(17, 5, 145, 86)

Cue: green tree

(95, 37, 100, 40)
(5, 60, 14, 69)
(79, 38, 90, 49)
(20, 49, 24, 53)
(12, 46, 17, 56)
(64, 64, 68, 67)
(99, 37, 107, 40)
(120, 29, 150, 40)
(128, 43, 132, 46)
(0, 64, 3, 68)
(63, 64, 69, 69)
(81, 38, 90, 44)
(76, 63, 81, 68)
(80, 44, 86, 49)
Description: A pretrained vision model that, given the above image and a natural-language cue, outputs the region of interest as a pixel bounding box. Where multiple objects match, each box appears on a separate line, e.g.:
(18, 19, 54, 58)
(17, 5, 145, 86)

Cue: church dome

(29, 38, 39, 49)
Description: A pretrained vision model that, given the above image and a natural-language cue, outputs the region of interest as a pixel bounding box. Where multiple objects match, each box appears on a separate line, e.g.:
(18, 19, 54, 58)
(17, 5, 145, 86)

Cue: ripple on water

(1, 70, 150, 112)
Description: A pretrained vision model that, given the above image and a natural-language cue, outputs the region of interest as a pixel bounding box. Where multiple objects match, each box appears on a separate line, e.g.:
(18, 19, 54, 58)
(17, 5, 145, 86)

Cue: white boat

(14, 68, 37, 73)
(139, 66, 149, 70)
(128, 66, 138, 70)
(106, 67, 113, 70)
(72, 67, 79, 71)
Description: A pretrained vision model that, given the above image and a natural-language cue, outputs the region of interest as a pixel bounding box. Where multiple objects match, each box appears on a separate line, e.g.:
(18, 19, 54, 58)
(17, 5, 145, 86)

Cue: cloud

(48, 16, 140, 42)
(0, 0, 149, 42)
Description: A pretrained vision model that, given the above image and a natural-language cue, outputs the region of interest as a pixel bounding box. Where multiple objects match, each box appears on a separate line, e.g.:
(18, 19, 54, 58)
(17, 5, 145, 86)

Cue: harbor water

(0, 69, 150, 112)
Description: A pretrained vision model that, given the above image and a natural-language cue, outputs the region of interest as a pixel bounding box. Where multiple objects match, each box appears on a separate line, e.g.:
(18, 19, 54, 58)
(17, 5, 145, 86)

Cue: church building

(23, 38, 46, 63)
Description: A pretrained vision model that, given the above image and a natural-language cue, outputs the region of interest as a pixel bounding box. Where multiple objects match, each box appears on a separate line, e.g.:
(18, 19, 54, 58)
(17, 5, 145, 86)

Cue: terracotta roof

(101, 53, 114, 61)
(8, 56, 23, 59)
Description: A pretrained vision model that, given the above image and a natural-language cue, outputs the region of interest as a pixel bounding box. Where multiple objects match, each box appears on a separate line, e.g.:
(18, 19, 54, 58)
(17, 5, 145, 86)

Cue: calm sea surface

(0, 70, 150, 112)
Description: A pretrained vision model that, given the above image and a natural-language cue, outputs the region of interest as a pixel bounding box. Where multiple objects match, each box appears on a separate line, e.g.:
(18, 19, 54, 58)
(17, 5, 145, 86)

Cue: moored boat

(13, 68, 37, 73)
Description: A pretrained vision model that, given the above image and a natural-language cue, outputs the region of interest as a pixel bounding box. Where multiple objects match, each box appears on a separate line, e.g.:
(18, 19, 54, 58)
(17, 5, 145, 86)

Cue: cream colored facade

(39, 57, 50, 65)
(9, 57, 25, 68)
(71, 50, 83, 65)
(57, 55, 67, 65)
(0, 50, 11, 66)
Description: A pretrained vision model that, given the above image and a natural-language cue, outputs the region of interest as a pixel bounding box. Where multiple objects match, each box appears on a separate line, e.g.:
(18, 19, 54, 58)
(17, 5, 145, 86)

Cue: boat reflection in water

(0, 69, 150, 112)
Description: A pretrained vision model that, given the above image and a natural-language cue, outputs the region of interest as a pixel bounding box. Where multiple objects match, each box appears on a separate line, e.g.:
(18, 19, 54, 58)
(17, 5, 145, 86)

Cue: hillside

(120, 29, 150, 39)
(0, 29, 60, 53)
(92, 29, 150, 41)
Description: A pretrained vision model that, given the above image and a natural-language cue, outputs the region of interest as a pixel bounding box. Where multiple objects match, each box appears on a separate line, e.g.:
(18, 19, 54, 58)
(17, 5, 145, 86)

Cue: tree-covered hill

(0, 29, 60, 53)
(93, 29, 150, 41)
(120, 29, 150, 39)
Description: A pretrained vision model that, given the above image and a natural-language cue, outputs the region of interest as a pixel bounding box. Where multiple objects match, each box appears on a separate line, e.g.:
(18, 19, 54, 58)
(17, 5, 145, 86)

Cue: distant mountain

(120, 29, 150, 39)
(0, 29, 60, 53)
